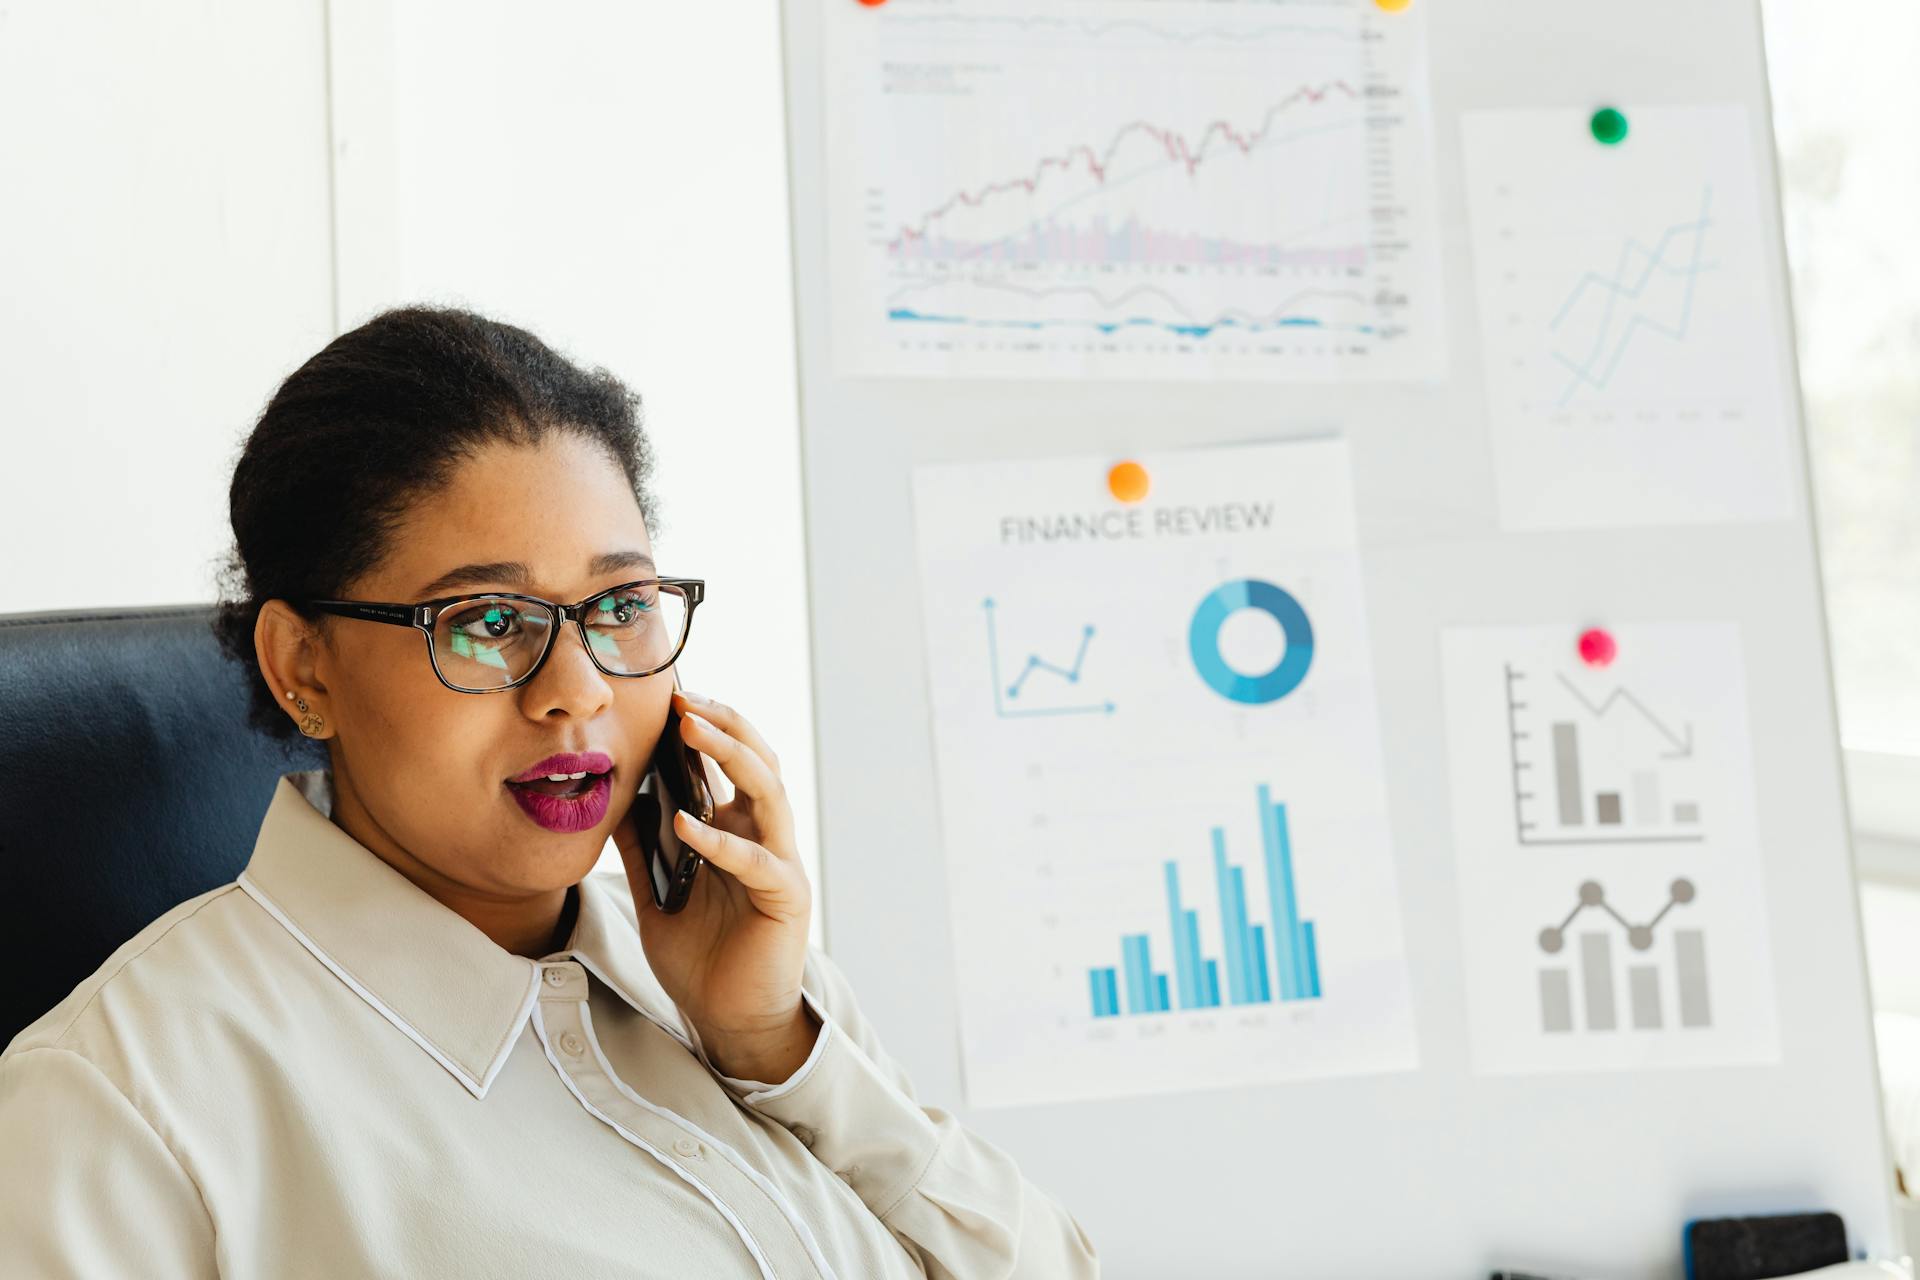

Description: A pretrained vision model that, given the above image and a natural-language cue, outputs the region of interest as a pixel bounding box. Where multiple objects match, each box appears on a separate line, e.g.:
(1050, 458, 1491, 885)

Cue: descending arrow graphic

(1553, 672, 1695, 759)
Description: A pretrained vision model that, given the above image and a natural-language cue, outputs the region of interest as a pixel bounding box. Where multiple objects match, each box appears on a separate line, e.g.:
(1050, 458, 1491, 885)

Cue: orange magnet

(1108, 460, 1151, 504)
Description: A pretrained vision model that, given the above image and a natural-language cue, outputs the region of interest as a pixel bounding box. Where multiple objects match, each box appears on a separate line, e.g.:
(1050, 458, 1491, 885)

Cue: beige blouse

(0, 769, 1098, 1277)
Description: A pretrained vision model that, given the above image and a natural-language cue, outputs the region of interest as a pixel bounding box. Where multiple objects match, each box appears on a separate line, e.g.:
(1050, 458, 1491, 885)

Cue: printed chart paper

(1441, 624, 1780, 1074)
(823, 0, 1445, 381)
(1461, 105, 1797, 530)
(913, 438, 1417, 1107)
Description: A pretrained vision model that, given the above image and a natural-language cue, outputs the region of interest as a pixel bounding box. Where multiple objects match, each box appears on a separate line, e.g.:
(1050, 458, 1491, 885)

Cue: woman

(0, 307, 1098, 1278)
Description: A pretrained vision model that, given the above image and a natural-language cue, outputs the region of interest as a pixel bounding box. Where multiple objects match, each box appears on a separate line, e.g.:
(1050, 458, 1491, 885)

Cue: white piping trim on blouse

(714, 987, 837, 1103)
(573, 999, 843, 1280)
(560, 948, 699, 1056)
(529, 1002, 781, 1280)
(236, 871, 538, 1101)
(555, 946, 837, 1102)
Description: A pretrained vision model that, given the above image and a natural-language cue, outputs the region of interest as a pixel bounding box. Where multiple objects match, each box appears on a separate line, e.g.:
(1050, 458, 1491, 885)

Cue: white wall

(1, 1, 822, 920)
(0, 0, 336, 610)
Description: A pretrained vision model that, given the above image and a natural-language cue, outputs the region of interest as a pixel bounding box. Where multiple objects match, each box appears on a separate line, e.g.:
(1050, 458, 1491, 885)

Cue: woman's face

(289, 433, 671, 899)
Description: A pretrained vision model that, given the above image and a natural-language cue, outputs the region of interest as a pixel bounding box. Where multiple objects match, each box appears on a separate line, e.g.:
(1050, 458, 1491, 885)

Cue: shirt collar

(237, 769, 688, 1099)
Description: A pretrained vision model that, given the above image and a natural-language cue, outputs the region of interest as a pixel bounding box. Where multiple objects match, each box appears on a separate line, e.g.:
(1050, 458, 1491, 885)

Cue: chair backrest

(0, 604, 328, 1045)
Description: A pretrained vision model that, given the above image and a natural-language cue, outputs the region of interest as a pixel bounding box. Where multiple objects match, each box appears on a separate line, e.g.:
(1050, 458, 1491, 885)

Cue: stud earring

(285, 689, 325, 738)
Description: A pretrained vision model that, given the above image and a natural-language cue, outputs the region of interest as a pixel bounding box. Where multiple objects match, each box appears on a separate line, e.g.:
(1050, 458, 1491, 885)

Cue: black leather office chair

(0, 604, 328, 1046)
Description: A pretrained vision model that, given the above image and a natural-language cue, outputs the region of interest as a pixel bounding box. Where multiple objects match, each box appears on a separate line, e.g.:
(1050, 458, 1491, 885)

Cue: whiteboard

(779, 0, 1897, 1274)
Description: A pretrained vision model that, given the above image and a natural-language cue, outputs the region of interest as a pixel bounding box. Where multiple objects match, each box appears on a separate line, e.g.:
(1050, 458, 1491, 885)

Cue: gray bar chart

(1580, 933, 1617, 1031)
(1536, 878, 1710, 1035)
(1445, 624, 1776, 1074)
(1553, 722, 1583, 825)
(1539, 969, 1573, 1033)
(1675, 930, 1711, 1028)
(1506, 662, 1707, 846)
(1629, 965, 1662, 1029)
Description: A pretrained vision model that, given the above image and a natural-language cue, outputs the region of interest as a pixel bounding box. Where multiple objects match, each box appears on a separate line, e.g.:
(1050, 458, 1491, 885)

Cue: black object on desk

(1684, 1211, 1849, 1280)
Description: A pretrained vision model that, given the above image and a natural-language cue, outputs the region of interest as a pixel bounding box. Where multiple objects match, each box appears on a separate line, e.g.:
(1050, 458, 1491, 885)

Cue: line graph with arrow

(1551, 673, 1694, 760)
(983, 598, 1117, 719)
(1503, 662, 1706, 847)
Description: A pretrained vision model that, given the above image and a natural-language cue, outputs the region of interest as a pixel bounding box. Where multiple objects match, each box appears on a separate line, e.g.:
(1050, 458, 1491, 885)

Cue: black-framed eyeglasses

(296, 577, 705, 694)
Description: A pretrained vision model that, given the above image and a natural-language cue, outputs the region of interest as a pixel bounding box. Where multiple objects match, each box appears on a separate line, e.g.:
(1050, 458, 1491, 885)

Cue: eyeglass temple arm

(661, 578, 705, 606)
(300, 600, 421, 628)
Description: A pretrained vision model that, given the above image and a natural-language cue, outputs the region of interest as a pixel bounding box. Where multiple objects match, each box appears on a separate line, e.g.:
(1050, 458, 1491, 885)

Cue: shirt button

(838, 1163, 861, 1182)
(672, 1137, 702, 1159)
(543, 968, 567, 987)
(559, 1032, 586, 1058)
(790, 1124, 817, 1149)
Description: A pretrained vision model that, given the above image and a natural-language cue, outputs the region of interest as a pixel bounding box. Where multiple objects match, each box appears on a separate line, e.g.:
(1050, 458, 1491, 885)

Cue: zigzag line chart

(824, 0, 1443, 379)
(1461, 104, 1793, 530)
(886, 83, 1363, 258)
(1549, 186, 1718, 406)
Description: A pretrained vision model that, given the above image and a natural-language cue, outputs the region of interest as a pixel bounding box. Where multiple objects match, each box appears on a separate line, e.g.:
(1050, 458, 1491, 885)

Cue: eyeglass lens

(433, 583, 690, 690)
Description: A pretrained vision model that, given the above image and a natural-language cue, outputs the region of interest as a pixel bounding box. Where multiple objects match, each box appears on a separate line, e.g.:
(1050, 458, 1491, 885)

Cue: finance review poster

(911, 437, 1418, 1107)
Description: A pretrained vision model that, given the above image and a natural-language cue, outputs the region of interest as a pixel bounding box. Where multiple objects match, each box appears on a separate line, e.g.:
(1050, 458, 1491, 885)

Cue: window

(1763, 0, 1920, 838)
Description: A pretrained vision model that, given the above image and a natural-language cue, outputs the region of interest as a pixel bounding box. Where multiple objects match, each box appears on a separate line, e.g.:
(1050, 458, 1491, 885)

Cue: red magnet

(1577, 627, 1617, 668)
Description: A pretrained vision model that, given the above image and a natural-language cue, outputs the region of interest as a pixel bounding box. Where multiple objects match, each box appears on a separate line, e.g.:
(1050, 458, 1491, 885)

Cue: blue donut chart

(1187, 579, 1314, 704)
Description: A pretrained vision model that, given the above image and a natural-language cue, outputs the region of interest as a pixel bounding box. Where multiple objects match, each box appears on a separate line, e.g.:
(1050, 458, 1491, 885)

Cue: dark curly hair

(211, 305, 660, 747)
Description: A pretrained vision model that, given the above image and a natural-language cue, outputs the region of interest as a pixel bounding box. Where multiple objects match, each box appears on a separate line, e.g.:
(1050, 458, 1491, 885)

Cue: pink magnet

(1577, 627, 1617, 668)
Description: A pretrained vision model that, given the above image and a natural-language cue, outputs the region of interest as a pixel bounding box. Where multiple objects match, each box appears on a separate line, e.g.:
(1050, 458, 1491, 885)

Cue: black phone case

(635, 701, 715, 913)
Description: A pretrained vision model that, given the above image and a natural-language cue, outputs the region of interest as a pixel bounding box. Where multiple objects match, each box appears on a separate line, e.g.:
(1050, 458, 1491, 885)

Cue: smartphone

(633, 670, 717, 913)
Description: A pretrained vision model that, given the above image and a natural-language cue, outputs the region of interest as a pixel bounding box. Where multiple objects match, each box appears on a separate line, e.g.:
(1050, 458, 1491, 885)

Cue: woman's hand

(610, 688, 818, 1084)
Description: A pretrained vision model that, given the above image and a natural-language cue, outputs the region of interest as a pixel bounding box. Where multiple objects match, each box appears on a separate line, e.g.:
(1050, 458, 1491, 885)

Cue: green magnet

(1590, 106, 1629, 146)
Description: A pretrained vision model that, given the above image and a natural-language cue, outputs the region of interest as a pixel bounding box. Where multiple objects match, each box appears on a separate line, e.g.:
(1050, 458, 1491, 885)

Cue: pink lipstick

(504, 750, 615, 833)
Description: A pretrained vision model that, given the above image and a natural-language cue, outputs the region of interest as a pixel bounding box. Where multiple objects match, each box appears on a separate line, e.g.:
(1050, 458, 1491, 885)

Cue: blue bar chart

(1090, 783, 1322, 1018)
